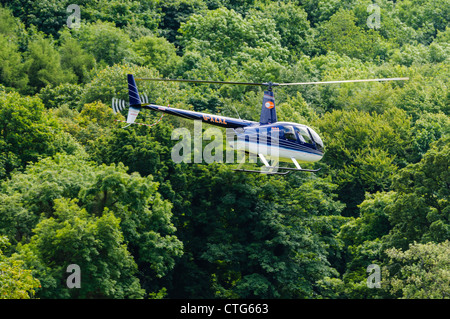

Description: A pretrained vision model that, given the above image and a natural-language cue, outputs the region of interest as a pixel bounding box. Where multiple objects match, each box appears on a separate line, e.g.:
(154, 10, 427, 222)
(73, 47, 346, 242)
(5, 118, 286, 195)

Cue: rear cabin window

(283, 126, 297, 141)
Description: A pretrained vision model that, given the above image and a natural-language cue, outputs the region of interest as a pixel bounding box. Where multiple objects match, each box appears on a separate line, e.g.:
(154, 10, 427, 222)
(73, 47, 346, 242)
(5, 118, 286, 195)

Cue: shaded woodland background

(0, 0, 448, 299)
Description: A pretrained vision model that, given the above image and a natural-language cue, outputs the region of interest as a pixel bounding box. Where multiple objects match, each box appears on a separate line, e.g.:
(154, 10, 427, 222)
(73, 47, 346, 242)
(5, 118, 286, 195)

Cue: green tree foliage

(80, 63, 171, 106)
(179, 7, 254, 62)
(16, 198, 145, 298)
(1, 0, 70, 37)
(158, 0, 207, 44)
(1, 0, 161, 38)
(0, 34, 28, 91)
(0, 5, 23, 39)
(163, 165, 345, 298)
(392, 71, 449, 120)
(338, 137, 449, 297)
(82, 0, 161, 31)
(385, 137, 449, 248)
(314, 107, 413, 215)
(0, 91, 81, 179)
(383, 240, 450, 298)
(0, 7, 28, 91)
(74, 21, 136, 67)
(318, 9, 390, 62)
(88, 125, 168, 178)
(252, 1, 315, 55)
(38, 83, 85, 110)
(132, 35, 180, 77)
(58, 30, 96, 83)
(410, 112, 450, 160)
(0, 154, 182, 297)
(396, 0, 450, 44)
(24, 34, 75, 93)
(301, 0, 351, 27)
(0, 236, 40, 299)
(179, 7, 288, 68)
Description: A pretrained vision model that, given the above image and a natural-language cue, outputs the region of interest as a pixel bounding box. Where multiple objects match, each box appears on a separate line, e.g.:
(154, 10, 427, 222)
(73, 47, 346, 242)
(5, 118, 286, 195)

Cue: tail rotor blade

(139, 93, 148, 104)
(112, 98, 129, 114)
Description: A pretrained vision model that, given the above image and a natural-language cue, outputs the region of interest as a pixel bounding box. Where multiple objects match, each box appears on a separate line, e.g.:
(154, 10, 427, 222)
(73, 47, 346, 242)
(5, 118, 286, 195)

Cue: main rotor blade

(277, 77, 409, 86)
(135, 77, 409, 88)
(135, 78, 265, 86)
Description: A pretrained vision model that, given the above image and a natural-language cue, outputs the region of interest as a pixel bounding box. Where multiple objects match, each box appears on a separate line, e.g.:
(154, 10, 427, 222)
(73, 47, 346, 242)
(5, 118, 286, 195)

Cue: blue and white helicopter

(113, 75, 408, 174)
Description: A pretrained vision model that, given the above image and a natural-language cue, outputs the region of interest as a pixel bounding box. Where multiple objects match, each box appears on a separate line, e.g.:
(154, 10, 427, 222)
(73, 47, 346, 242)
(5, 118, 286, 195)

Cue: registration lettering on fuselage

(203, 114, 227, 125)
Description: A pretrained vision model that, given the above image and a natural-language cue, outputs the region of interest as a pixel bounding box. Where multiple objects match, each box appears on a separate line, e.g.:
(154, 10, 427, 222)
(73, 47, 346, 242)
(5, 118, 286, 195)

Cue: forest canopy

(0, 0, 448, 299)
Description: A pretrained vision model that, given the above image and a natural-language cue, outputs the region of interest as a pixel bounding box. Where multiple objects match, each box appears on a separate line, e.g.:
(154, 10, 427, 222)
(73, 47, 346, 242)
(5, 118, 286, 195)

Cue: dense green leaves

(0, 91, 80, 179)
(133, 35, 180, 77)
(383, 240, 450, 298)
(314, 107, 413, 215)
(163, 165, 344, 298)
(318, 9, 390, 61)
(16, 198, 145, 298)
(0, 236, 40, 298)
(74, 21, 136, 66)
(337, 137, 449, 297)
(0, 34, 28, 90)
(0, 154, 182, 297)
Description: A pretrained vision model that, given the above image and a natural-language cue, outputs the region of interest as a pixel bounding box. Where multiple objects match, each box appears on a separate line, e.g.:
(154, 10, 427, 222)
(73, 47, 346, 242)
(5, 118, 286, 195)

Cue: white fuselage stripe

(234, 140, 323, 163)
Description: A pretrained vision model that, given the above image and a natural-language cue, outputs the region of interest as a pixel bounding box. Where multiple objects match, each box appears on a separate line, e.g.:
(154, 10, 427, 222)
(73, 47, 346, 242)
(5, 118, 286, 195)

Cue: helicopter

(112, 74, 409, 175)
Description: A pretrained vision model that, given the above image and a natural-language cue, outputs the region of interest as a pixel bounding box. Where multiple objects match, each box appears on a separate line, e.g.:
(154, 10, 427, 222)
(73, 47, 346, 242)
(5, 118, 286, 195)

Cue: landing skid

(232, 154, 320, 174)
(232, 168, 291, 175)
(269, 166, 321, 173)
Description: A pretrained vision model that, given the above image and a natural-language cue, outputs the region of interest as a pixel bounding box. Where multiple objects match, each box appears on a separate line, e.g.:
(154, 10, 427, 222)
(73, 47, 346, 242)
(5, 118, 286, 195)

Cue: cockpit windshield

(308, 127, 324, 152)
(277, 123, 324, 153)
(294, 126, 312, 144)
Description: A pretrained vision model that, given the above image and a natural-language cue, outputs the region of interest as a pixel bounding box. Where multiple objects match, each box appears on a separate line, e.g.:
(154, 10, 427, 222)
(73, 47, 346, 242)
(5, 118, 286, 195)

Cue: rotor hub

(263, 81, 279, 91)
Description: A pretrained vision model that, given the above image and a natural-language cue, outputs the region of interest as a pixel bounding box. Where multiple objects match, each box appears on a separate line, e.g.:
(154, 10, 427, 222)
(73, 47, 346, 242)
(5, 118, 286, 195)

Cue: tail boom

(142, 104, 256, 129)
(125, 74, 255, 129)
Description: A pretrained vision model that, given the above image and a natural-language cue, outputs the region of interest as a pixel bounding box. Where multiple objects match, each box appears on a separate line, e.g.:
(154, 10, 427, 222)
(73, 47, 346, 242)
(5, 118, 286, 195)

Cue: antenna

(231, 103, 241, 119)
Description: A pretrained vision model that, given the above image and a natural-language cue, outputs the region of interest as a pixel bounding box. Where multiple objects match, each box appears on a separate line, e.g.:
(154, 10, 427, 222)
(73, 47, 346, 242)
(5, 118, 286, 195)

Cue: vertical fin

(127, 74, 141, 124)
(128, 74, 141, 106)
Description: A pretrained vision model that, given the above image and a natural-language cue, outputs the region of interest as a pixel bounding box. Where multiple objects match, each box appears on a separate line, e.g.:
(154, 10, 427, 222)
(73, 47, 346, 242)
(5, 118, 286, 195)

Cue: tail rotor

(112, 98, 127, 114)
(112, 93, 148, 114)
(111, 74, 156, 128)
(139, 93, 149, 105)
